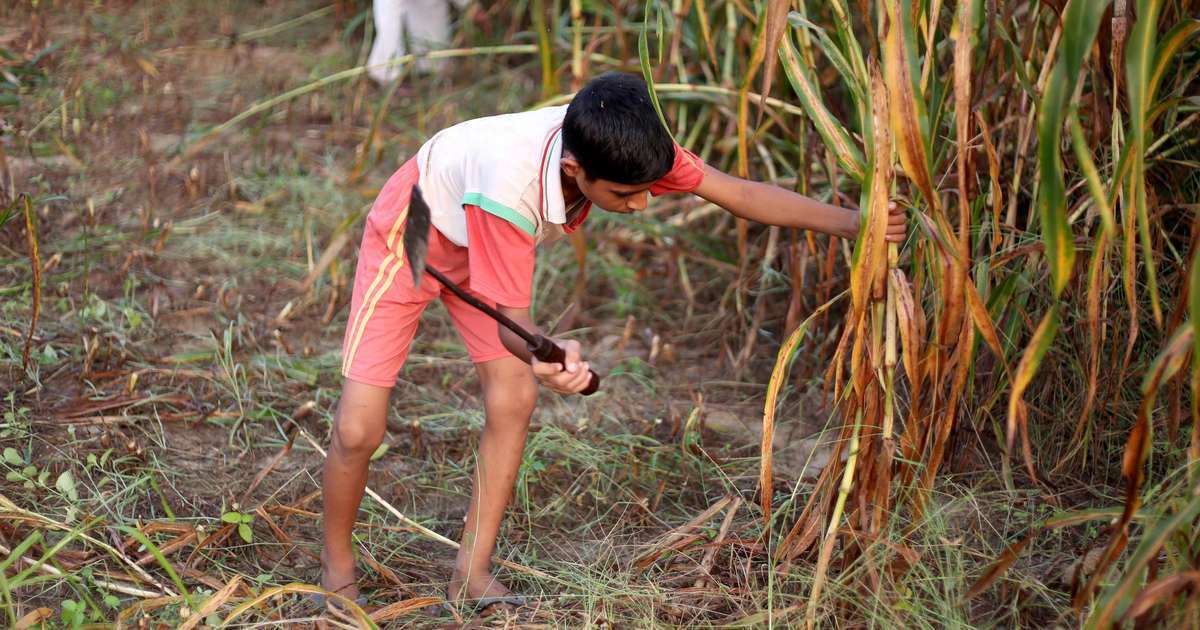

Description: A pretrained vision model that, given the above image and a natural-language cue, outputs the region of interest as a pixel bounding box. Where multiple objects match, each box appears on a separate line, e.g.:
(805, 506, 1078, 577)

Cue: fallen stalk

(0, 496, 175, 597)
(0, 542, 162, 599)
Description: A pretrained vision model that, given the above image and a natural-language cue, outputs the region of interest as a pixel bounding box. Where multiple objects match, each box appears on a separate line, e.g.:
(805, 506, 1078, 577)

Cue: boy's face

(561, 156, 651, 214)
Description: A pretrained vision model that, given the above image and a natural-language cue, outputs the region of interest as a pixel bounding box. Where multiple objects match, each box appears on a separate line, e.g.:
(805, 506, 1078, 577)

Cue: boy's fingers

(562, 339, 583, 372)
(572, 363, 591, 391)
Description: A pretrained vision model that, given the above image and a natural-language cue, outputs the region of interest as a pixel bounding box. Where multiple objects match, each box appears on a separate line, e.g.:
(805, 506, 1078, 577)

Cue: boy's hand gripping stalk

(403, 185, 601, 395)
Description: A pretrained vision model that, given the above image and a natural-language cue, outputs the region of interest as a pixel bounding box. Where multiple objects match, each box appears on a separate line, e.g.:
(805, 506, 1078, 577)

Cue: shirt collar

(539, 127, 568, 225)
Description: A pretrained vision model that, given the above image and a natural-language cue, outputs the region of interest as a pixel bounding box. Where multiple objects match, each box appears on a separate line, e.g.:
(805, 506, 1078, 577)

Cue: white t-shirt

(415, 105, 573, 246)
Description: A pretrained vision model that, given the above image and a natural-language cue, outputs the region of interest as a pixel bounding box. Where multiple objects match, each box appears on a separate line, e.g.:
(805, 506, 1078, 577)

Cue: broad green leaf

(1125, 0, 1165, 324)
(1036, 0, 1110, 296)
(238, 523, 253, 543)
(3, 446, 22, 465)
(221, 512, 241, 524)
(786, 12, 865, 104)
(1149, 19, 1200, 118)
(778, 35, 866, 182)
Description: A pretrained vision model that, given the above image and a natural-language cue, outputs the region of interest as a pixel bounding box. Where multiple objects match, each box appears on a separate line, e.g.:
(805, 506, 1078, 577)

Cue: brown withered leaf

(757, 0, 791, 115)
(965, 529, 1040, 600)
(1125, 571, 1200, 621)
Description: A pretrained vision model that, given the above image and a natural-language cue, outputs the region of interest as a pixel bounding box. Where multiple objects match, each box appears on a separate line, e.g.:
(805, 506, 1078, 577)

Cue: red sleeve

(464, 204, 536, 308)
(649, 144, 707, 196)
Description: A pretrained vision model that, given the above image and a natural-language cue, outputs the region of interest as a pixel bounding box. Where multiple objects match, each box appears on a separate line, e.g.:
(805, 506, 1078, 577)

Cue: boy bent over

(321, 72, 905, 610)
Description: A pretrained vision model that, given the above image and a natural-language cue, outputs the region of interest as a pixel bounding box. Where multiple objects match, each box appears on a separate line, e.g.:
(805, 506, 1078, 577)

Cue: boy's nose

(626, 191, 648, 212)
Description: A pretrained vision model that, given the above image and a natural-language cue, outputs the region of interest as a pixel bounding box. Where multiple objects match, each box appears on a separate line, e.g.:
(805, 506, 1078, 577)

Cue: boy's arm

(463, 205, 593, 394)
(496, 305, 593, 394)
(692, 164, 904, 240)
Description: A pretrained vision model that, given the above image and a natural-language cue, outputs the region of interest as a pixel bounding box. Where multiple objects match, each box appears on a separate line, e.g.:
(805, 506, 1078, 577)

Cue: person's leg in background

(368, 0, 457, 84)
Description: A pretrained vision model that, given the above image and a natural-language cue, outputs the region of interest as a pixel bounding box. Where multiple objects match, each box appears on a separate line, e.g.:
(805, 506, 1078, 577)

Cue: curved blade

(403, 185, 431, 288)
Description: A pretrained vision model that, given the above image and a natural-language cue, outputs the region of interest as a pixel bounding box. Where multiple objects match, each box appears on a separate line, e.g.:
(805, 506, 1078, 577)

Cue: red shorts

(341, 158, 512, 387)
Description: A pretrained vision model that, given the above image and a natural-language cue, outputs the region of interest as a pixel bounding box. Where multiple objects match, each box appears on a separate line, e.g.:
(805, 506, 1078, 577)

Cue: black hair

(562, 72, 675, 185)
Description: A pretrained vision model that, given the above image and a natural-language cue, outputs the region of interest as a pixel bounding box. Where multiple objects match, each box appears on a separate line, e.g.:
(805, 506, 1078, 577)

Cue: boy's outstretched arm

(692, 164, 905, 241)
(495, 305, 593, 394)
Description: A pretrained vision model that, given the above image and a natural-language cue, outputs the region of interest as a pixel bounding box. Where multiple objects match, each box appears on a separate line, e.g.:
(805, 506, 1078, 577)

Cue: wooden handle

(528, 336, 601, 396)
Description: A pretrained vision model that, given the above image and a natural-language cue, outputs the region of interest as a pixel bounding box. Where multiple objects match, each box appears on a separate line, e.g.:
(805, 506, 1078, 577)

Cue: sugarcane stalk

(570, 0, 583, 88)
(884, 242, 898, 440)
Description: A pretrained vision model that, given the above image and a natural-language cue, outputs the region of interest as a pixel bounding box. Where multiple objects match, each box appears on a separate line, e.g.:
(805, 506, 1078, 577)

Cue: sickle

(403, 185, 600, 395)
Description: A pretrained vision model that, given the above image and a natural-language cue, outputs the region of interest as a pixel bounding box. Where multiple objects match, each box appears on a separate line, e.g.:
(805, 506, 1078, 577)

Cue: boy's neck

(560, 168, 583, 205)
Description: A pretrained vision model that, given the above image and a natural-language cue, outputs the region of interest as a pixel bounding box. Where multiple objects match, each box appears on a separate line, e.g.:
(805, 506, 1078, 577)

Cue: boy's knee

(332, 412, 385, 457)
(483, 371, 537, 418)
(331, 380, 391, 457)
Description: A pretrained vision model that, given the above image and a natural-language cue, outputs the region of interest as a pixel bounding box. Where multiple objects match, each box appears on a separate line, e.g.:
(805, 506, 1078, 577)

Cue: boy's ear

(560, 154, 583, 179)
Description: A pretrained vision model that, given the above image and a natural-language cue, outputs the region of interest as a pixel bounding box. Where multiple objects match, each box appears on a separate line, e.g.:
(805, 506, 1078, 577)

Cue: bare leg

(321, 379, 392, 601)
(449, 356, 537, 604)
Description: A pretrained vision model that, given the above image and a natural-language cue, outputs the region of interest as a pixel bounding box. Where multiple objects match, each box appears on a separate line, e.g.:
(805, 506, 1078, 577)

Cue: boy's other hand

(886, 201, 906, 243)
(531, 339, 592, 394)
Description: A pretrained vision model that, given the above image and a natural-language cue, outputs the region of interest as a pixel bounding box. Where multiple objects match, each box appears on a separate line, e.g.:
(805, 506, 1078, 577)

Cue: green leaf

(786, 12, 864, 104)
(5, 471, 23, 482)
(778, 35, 866, 182)
(118, 525, 193, 607)
(0, 530, 42, 571)
(1124, 0, 1166, 324)
(638, 0, 672, 136)
(1036, 0, 1110, 296)
(369, 443, 389, 461)
(1068, 112, 1113, 237)
(221, 511, 241, 524)
(240, 513, 254, 524)
(237, 523, 253, 543)
(56, 470, 78, 501)
(3, 446, 22, 465)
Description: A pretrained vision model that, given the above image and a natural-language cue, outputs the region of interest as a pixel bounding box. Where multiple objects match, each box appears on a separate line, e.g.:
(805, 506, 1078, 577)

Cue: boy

(322, 72, 905, 609)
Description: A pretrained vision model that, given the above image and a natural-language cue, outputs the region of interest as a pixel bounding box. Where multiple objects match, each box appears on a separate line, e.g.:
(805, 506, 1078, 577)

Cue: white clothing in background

(368, 0, 468, 84)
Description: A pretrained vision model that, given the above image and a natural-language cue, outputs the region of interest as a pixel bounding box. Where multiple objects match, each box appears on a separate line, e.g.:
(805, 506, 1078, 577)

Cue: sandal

(442, 594, 528, 616)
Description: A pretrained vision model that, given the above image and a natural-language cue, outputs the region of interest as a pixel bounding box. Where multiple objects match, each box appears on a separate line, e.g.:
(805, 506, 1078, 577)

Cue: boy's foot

(319, 551, 362, 604)
(447, 569, 524, 615)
